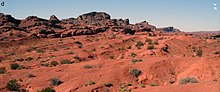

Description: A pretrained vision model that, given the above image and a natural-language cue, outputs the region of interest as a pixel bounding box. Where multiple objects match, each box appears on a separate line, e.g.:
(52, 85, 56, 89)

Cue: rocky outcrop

(0, 11, 177, 40)
(159, 27, 180, 33)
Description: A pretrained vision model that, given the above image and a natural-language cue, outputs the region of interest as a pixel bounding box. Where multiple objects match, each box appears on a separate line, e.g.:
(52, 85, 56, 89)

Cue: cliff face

(0, 12, 161, 40)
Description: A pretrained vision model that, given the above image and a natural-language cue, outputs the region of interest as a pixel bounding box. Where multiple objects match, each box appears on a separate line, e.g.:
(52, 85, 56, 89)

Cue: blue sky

(0, 0, 219, 32)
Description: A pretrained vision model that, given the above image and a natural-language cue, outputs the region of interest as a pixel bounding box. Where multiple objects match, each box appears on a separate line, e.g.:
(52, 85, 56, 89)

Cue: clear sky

(0, 0, 220, 32)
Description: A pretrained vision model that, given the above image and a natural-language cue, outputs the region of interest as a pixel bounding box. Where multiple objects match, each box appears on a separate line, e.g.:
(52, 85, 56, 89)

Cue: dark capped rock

(77, 12, 111, 21)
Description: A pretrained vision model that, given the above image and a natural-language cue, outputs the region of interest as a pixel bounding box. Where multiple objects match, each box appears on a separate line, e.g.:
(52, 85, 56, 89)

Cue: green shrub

(130, 53, 137, 58)
(10, 63, 20, 70)
(60, 60, 70, 64)
(6, 79, 20, 91)
(129, 69, 141, 78)
(149, 82, 158, 86)
(154, 41, 159, 45)
(145, 38, 152, 43)
(88, 80, 96, 85)
(91, 48, 96, 52)
(74, 55, 80, 60)
(214, 51, 220, 54)
(27, 74, 36, 78)
(147, 45, 154, 50)
(26, 57, 33, 61)
(51, 61, 59, 66)
(50, 78, 62, 86)
(131, 59, 142, 63)
(0, 67, 6, 74)
(83, 65, 94, 69)
(39, 87, 55, 92)
(179, 77, 198, 84)
(68, 52, 74, 55)
(196, 49, 203, 57)
(37, 49, 45, 53)
(104, 82, 113, 87)
(135, 41, 144, 47)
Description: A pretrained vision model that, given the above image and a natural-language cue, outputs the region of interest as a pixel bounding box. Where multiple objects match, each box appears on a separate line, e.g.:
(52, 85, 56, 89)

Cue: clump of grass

(214, 51, 220, 54)
(196, 49, 203, 57)
(83, 65, 94, 69)
(129, 69, 141, 78)
(60, 60, 71, 64)
(74, 55, 80, 60)
(130, 53, 137, 58)
(154, 41, 159, 45)
(49, 78, 62, 86)
(145, 38, 152, 43)
(26, 57, 33, 61)
(68, 52, 74, 55)
(147, 45, 154, 50)
(88, 80, 96, 86)
(6, 79, 20, 91)
(149, 82, 158, 86)
(27, 74, 36, 78)
(179, 77, 198, 84)
(51, 61, 59, 66)
(91, 48, 96, 52)
(0, 67, 7, 74)
(135, 41, 144, 47)
(10, 63, 21, 70)
(131, 59, 143, 63)
(37, 49, 45, 53)
(104, 82, 113, 87)
(39, 87, 55, 92)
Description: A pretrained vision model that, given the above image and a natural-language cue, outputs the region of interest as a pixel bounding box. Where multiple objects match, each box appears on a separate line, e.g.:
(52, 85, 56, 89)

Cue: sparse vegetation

(147, 45, 154, 50)
(196, 49, 203, 57)
(136, 41, 144, 47)
(6, 79, 20, 91)
(37, 49, 45, 53)
(51, 61, 59, 66)
(109, 56, 115, 59)
(0, 67, 6, 74)
(130, 53, 137, 58)
(26, 57, 33, 61)
(88, 80, 96, 85)
(60, 60, 71, 64)
(118, 83, 131, 92)
(179, 77, 198, 84)
(131, 59, 143, 63)
(10, 63, 21, 70)
(104, 82, 113, 87)
(50, 78, 62, 86)
(139, 84, 145, 88)
(154, 41, 159, 45)
(74, 55, 80, 60)
(91, 48, 96, 52)
(78, 45, 83, 49)
(68, 51, 74, 55)
(127, 45, 132, 49)
(27, 74, 36, 78)
(83, 65, 94, 69)
(145, 38, 152, 44)
(214, 51, 220, 54)
(129, 69, 141, 78)
(149, 82, 158, 86)
(39, 87, 55, 92)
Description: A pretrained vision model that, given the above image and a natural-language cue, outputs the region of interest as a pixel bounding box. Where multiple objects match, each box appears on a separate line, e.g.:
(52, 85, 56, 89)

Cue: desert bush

(149, 82, 158, 86)
(6, 79, 20, 91)
(145, 38, 152, 43)
(196, 49, 203, 57)
(0, 67, 6, 74)
(74, 55, 80, 60)
(179, 77, 198, 84)
(41, 63, 49, 67)
(83, 65, 94, 69)
(51, 61, 59, 66)
(39, 87, 55, 92)
(214, 51, 220, 54)
(50, 78, 62, 86)
(130, 53, 137, 58)
(88, 80, 96, 85)
(10, 63, 20, 70)
(147, 45, 154, 50)
(139, 84, 145, 88)
(91, 48, 96, 52)
(136, 41, 144, 47)
(104, 82, 113, 87)
(78, 45, 83, 49)
(27, 74, 36, 78)
(154, 41, 159, 45)
(127, 45, 132, 49)
(26, 57, 33, 61)
(68, 52, 74, 55)
(129, 69, 141, 78)
(37, 49, 45, 53)
(60, 60, 70, 64)
(131, 59, 142, 63)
